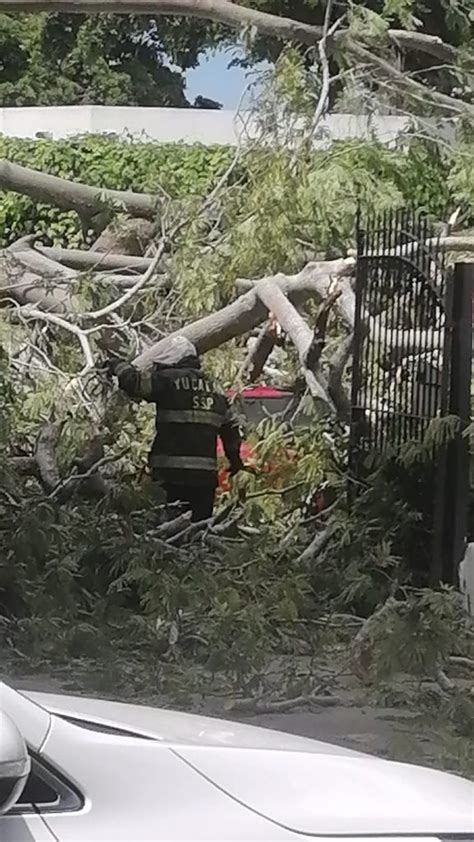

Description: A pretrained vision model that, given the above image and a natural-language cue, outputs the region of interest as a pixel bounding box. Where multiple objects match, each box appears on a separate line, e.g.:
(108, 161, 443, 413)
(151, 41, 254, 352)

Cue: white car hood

(23, 690, 364, 755)
(24, 690, 474, 837)
(175, 744, 474, 836)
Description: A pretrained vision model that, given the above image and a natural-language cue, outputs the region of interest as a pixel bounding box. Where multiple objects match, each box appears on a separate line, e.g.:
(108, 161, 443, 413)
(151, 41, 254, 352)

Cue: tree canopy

(1, 0, 472, 109)
(0, 11, 222, 106)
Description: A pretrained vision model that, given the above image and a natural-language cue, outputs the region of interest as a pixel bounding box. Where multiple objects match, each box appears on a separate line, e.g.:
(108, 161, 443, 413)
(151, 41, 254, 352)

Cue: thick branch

(328, 333, 353, 423)
(35, 421, 63, 492)
(38, 246, 154, 274)
(380, 236, 474, 259)
(305, 289, 341, 371)
(13, 248, 76, 280)
(0, 252, 76, 313)
(133, 258, 354, 370)
(0, 0, 462, 68)
(388, 29, 458, 63)
(236, 259, 355, 325)
(297, 524, 334, 565)
(350, 43, 474, 118)
(0, 0, 324, 44)
(0, 159, 158, 220)
(256, 278, 331, 403)
(241, 322, 277, 382)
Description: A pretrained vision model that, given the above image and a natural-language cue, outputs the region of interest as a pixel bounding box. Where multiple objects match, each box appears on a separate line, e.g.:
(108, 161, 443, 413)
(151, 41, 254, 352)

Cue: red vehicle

(216, 385, 333, 514)
(217, 385, 297, 494)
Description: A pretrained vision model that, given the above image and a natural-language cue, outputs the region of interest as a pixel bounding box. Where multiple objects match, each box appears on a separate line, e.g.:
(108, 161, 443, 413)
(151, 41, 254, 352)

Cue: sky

(184, 47, 269, 109)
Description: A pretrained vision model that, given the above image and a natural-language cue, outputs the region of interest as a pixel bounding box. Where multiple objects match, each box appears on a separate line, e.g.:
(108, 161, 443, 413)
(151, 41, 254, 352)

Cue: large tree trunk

(90, 218, 158, 255)
(133, 259, 355, 369)
(0, 160, 159, 224)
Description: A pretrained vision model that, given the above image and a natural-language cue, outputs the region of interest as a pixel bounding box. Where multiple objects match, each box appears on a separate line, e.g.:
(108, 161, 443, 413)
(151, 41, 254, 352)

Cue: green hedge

(0, 133, 466, 252)
(0, 135, 236, 248)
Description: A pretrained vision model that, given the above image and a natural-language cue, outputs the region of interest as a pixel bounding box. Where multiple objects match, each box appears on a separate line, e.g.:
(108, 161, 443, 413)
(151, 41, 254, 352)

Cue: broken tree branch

(350, 43, 474, 118)
(19, 306, 94, 372)
(11, 248, 76, 280)
(256, 277, 332, 403)
(241, 322, 278, 382)
(448, 655, 474, 670)
(227, 690, 340, 714)
(0, 0, 463, 71)
(297, 523, 335, 565)
(328, 332, 353, 423)
(311, 0, 338, 135)
(133, 259, 354, 370)
(0, 159, 159, 221)
(38, 246, 154, 274)
(48, 448, 127, 501)
(305, 289, 341, 371)
(0, 251, 77, 314)
(84, 237, 168, 320)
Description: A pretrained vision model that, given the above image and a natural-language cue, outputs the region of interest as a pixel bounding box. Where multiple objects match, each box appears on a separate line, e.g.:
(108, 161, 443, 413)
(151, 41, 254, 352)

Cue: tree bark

(90, 217, 158, 255)
(0, 251, 76, 313)
(242, 322, 277, 382)
(0, 159, 159, 221)
(328, 332, 353, 423)
(35, 421, 63, 491)
(0, 0, 324, 44)
(38, 245, 154, 274)
(133, 259, 354, 369)
(0, 0, 461, 67)
(256, 278, 331, 403)
(13, 248, 76, 280)
(256, 279, 313, 363)
(236, 261, 355, 330)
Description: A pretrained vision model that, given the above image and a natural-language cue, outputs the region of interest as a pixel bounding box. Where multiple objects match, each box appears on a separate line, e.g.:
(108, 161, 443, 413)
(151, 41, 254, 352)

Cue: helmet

(155, 335, 198, 367)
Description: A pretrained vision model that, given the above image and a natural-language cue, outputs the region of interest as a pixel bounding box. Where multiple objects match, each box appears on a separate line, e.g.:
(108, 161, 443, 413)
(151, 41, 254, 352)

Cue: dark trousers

(164, 483, 215, 522)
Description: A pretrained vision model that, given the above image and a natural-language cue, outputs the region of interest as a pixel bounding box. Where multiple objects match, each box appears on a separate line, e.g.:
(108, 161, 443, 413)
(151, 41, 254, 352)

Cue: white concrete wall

(0, 105, 420, 147)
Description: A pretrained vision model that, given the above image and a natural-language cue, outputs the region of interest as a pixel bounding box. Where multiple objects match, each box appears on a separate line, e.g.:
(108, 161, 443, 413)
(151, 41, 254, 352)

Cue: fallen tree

(0, 159, 159, 228)
(1, 142, 472, 461)
(1, 46, 473, 724)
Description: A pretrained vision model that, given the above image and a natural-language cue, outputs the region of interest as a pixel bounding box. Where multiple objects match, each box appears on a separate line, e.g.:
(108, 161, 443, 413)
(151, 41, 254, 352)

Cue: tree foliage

(223, 0, 473, 101)
(0, 11, 221, 107)
(0, 46, 473, 754)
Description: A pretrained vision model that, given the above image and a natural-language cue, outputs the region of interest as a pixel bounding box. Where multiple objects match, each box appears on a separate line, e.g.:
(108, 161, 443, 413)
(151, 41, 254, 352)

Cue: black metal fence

(350, 208, 472, 585)
(351, 208, 451, 456)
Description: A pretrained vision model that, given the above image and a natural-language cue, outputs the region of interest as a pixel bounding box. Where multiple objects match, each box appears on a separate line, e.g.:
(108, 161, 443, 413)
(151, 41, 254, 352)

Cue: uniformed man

(106, 336, 243, 522)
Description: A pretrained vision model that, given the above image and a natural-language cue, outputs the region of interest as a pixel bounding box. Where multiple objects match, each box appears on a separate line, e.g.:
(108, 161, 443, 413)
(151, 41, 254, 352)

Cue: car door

(0, 684, 62, 841)
(0, 749, 83, 842)
(0, 813, 56, 842)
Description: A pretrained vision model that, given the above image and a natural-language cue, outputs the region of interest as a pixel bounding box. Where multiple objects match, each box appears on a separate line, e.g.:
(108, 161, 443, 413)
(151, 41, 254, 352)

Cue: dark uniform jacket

(115, 357, 241, 488)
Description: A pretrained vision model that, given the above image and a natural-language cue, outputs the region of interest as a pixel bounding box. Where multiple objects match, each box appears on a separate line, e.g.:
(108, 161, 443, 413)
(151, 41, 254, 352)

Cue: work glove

(99, 356, 123, 378)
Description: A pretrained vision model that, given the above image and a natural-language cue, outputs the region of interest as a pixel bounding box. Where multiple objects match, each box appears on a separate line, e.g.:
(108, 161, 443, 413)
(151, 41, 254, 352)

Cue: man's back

(108, 336, 242, 520)
(148, 364, 233, 487)
(113, 356, 241, 489)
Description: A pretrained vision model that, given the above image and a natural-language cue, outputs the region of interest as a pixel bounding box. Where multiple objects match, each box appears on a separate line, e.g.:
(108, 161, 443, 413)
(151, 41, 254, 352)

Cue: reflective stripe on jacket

(115, 359, 241, 487)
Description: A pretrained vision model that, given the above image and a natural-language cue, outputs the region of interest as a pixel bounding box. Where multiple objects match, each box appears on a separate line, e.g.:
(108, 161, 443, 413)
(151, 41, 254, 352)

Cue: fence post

(442, 262, 473, 584)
